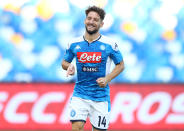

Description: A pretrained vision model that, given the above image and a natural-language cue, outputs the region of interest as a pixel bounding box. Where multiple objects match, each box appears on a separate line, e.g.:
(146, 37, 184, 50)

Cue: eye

(87, 17, 91, 20)
(94, 18, 99, 22)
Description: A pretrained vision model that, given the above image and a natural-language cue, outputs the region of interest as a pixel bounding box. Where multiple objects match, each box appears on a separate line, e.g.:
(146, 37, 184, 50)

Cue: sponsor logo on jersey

(77, 52, 102, 63)
(82, 66, 99, 72)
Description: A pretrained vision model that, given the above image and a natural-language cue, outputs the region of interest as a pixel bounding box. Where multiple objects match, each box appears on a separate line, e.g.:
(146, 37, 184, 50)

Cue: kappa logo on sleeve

(114, 43, 119, 51)
(77, 52, 102, 63)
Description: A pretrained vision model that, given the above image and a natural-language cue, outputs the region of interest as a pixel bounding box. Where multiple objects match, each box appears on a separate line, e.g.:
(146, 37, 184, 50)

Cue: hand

(96, 77, 108, 88)
(66, 64, 75, 77)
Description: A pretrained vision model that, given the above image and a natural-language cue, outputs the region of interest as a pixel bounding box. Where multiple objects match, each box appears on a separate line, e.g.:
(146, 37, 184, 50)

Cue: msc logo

(77, 52, 102, 63)
(82, 66, 99, 72)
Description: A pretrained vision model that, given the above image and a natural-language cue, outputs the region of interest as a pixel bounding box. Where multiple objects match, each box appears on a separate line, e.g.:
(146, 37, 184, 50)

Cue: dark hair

(85, 6, 106, 20)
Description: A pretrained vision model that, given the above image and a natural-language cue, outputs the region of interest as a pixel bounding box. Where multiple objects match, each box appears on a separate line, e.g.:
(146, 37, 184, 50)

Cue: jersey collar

(83, 35, 102, 44)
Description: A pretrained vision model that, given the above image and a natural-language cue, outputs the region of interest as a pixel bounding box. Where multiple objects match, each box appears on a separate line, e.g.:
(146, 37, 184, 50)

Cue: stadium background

(0, 0, 184, 131)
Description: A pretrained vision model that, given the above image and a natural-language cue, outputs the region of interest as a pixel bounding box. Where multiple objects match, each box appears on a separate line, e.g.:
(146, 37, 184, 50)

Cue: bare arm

(106, 61, 125, 82)
(96, 61, 125, 87)
(61, 60, 75, 76)
(62, 60, 71, 70)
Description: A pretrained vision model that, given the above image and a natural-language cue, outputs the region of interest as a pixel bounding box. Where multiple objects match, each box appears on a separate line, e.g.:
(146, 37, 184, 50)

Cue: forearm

(105, 61, 124, 83)
(62, 60, 75, 76)
(61, 60, 71, 70)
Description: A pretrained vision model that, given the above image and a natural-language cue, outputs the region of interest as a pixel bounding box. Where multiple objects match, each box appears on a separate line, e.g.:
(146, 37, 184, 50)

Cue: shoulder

(69, 36, 84, 44)
(99, 35, 118, 51)
(67, 36, 84, 49)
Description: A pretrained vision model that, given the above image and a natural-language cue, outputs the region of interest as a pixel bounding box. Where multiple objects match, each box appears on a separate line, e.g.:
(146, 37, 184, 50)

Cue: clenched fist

(96, 77, 108, 88)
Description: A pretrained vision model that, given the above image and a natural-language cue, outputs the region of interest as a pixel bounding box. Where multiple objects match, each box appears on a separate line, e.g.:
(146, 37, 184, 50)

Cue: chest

(73, 42, 110, 63)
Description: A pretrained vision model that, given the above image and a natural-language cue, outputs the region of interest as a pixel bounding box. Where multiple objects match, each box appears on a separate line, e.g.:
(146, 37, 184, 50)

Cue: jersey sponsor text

(77, 52, 102, 63)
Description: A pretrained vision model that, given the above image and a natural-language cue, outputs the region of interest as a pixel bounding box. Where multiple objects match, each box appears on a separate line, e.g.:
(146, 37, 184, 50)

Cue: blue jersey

(64, 35, 123, 103)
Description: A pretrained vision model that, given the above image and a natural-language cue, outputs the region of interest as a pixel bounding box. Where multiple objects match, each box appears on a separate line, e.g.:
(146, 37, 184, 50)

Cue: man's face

(85, 11, 103, 35)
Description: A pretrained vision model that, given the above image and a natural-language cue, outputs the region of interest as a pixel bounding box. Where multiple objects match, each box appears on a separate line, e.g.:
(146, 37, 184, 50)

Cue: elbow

(120, 61, 125, 72)
(62, 60, 71, 70)
(61, 60, 67, 70)
(61, 63, 64, 70)
(61, 61, 64, 69)
(120, 65, 124, 73)
(121, 65, 125, 72)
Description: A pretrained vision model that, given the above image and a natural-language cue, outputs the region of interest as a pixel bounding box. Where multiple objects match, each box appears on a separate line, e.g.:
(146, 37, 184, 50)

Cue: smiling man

(62, 6, 124, 131)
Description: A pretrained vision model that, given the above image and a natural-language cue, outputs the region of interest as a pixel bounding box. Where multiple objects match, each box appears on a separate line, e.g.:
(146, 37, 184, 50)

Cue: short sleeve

(63, 42, 74, 63)
(110, 42, 123, 65)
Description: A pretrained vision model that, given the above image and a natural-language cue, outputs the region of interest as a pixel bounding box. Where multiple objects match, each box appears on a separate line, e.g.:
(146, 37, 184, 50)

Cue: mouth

(87, 24, 96, 30)
(85, 24, 98, 34)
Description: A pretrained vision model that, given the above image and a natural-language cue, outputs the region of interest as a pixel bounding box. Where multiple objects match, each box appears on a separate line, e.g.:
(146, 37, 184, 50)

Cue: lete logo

(77, 52, 102, 63)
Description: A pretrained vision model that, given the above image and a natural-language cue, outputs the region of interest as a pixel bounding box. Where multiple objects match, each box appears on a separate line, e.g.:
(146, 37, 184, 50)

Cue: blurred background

(0, 0, 184, 131)
(0, 0, 184, 83)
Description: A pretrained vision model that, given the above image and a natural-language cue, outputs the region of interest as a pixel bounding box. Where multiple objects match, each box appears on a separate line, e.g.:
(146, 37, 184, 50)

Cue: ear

(84, 18, 86, 25)
(100, 21, 104, 28)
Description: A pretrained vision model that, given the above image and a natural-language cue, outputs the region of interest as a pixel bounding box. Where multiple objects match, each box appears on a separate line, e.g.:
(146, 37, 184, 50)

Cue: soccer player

(62, 6, 124, 131)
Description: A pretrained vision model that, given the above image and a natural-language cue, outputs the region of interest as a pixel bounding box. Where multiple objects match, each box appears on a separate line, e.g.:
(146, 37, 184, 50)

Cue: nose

(88, 19, 95, 24)
(88, 20, 93, 24)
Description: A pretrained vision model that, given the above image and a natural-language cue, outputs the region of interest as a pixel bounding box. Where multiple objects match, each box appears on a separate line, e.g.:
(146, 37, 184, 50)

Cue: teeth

(88, 25, 94, 27)
(88, 25, 94, 28)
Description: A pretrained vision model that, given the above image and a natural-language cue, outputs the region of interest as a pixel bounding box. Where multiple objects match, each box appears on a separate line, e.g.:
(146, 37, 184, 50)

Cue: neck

(84, 32, 101, 43)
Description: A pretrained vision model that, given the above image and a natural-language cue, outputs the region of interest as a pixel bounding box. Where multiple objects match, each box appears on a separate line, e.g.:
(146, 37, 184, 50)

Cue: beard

(85, 25, 99, 35)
